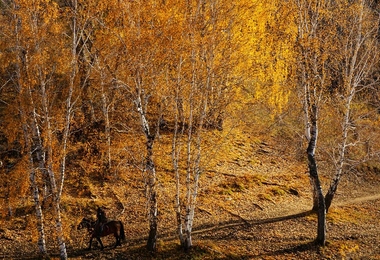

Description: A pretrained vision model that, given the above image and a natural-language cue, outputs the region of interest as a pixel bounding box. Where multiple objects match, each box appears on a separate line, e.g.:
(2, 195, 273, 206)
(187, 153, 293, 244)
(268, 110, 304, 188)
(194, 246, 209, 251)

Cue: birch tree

(68, 0, 118, 178)
(134, 73, 159, 251)
(294, 0, 379, 245)
(294, 0, 334, 245)
(2, 0, 69, 258)
(171, 0, 237, 250)
(58, 0, 79, 199)
(1, 0, 50, 255)
(40, 65, 67, 260)
(106, 0, 171, 251)
(31, 3, 67, 257)
(171, 58, 208, 250)
(324, 0, 379, 212)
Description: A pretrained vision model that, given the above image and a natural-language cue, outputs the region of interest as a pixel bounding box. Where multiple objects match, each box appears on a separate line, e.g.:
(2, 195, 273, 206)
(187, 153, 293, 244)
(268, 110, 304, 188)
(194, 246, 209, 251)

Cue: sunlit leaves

(233, 1, 297, 114)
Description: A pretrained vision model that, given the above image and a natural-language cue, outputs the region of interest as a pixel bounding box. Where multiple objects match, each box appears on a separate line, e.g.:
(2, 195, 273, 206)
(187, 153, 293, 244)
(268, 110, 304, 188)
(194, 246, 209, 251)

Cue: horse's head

(77, 218, 86, 230)
(77, 217, 93, 230)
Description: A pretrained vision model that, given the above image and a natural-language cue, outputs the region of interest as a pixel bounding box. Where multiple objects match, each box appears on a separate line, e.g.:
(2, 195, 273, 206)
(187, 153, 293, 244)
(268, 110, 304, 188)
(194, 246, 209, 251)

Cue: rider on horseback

(78, 208, 125, 250)
(96, 207, 108, 236)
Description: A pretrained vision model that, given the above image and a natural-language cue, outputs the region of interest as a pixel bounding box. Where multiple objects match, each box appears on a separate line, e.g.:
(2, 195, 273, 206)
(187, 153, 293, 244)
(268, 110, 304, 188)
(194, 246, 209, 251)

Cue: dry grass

(1, 110, 380, 259)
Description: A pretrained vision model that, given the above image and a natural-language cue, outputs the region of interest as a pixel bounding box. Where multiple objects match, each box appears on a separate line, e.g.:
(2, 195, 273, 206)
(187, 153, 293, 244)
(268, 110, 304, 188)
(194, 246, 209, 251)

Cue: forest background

(1, 0, 380, 259)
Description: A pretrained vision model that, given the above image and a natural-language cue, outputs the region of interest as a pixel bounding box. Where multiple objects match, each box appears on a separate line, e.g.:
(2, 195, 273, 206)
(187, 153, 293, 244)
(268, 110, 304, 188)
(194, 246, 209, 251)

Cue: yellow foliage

(0, 1, 379, 256)
(232, 1, 297, 115)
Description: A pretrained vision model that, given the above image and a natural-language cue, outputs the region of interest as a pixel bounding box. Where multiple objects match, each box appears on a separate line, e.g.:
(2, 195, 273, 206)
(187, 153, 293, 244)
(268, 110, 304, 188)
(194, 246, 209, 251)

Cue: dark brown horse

(77, 217, 126, 250)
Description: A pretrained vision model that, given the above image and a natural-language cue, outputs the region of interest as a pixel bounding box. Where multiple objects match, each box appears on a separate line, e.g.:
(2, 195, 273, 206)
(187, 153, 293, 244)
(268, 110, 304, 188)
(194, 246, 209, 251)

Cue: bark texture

(306, 105, 326, 246)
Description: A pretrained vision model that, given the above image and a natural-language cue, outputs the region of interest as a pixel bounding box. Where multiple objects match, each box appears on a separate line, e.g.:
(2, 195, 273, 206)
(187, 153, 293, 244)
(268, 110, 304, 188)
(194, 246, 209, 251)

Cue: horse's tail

(119, 221, 126, 241)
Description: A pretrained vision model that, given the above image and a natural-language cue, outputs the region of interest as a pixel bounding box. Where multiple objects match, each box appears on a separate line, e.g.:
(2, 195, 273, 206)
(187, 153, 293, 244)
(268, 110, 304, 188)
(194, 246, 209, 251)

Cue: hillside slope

(1, 134, 379, 259)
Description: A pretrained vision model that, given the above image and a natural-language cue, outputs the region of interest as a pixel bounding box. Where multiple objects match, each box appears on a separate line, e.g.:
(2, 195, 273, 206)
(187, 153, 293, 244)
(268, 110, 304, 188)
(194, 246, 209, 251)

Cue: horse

(77, 217, 126, 250)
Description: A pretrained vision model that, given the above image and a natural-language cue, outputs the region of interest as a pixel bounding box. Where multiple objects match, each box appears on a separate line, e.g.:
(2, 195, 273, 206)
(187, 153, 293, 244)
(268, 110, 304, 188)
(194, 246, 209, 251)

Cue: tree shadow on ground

(69, 209, 316, 259)
(4, 210, 316, 259)
(189, 209, 314, 236)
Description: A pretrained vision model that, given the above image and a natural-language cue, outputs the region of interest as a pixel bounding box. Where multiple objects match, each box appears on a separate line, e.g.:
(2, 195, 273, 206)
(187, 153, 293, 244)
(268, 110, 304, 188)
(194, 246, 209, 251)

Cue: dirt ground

(1, 179, 379, 260)
(1, 143, 380, 259)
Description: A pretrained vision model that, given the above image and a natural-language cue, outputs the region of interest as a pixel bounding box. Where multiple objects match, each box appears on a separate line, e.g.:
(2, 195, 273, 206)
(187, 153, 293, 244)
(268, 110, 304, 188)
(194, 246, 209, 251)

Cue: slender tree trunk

(146, 135, 158, 252)
(13, 6, 47, 253)
(100, 70, 112, 171)
(172, 59, 185, 246)
(184, 73, 194, 250)
(182, 45, 209, 250)
(134, 78, 158, 252)
(58, 0, 78, 199)
(29, 160, 47, 254)
(306, 105, 326, 246)
(78, 35, 93, 127)
(21, 113, 47, 256)
(26, 84, 49, 257)
(325, 2, 368, 212)
(29, 168, 47, 254)
(302, 83, 319, 211)
(307, 152, 326, 245)
(30, 106, 50, 203)
(41, 79, 67, 260)
(173, 144, 184, 246)
(59, 93, 72, 199)
(325, 89, 354, 211)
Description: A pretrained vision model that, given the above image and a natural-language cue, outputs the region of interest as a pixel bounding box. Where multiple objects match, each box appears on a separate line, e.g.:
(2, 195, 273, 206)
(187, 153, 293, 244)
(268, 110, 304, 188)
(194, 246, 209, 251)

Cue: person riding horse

(77, 214, 125, 250)
(78, 209, 125, 250)
(96, 207, 108, 236)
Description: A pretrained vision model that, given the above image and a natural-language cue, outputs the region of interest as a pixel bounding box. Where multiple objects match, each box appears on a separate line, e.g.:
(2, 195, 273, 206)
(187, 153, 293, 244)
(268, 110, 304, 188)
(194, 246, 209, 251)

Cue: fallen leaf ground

(1, 139, 380, 260)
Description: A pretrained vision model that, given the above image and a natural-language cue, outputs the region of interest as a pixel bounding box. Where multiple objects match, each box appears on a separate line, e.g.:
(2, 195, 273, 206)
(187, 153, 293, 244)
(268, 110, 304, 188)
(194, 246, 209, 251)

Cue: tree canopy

(1, 0, 380, 258)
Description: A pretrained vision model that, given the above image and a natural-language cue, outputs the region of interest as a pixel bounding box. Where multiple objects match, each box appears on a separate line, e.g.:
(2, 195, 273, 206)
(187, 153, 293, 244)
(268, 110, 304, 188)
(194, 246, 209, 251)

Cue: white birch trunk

(58, 0, 78, 199)
(306, 105, 326, 246)
(295, 0, 325, 211)
(100, 70, 112, 170)
(58, 94, 72, 199)
(325, 1, 377, 211)
(183, 48, 196, 249)
(172, 58, 185, 245)
(325, 88, 353, 211)
(22, 113, 47, 255)
(13, 5, 47, 253)
(183, 39, 209, 249)
(40, 78, 67, 260)
(295, 0, 327, 245)
(134, 76, 158, 252)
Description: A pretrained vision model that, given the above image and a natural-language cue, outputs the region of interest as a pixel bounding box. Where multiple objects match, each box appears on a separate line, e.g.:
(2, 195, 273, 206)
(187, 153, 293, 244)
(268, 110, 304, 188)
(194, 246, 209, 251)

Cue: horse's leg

(88, 237, 93, 250)
(114, 232, 120, 248)
(96, 237, 104, 250)
(117, 224, 123, 246)
(117, 227, 123, 246)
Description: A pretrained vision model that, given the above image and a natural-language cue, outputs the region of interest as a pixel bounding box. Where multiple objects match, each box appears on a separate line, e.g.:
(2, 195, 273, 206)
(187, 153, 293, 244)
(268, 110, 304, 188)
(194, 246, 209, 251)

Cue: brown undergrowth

(1, 130, 380, 259)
